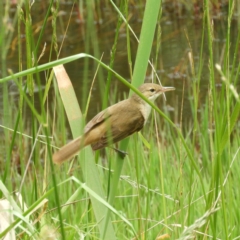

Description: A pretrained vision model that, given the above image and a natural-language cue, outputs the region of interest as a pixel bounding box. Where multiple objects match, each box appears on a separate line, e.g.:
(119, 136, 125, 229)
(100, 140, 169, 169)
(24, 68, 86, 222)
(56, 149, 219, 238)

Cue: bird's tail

(53, 136, 85, 164)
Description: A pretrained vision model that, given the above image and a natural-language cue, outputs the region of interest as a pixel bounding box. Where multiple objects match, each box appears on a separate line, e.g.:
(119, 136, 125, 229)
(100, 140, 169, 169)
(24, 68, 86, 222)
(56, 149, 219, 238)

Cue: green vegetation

(0, 0, 239, 239)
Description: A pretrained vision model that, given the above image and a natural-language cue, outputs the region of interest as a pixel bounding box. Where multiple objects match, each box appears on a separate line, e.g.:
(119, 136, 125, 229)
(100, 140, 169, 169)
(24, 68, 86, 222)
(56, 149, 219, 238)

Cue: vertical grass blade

(53, 65, 116, 239)
(105, 0, 162, 238)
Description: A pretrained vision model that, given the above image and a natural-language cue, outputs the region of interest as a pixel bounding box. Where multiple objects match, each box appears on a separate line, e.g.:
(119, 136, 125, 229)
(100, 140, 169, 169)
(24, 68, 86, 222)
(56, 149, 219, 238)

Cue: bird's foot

(110, 147, 128, 159)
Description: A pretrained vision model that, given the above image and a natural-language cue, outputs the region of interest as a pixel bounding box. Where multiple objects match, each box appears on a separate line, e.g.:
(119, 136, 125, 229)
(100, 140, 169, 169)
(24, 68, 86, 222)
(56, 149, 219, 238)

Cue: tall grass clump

(0, 0, 240, 239)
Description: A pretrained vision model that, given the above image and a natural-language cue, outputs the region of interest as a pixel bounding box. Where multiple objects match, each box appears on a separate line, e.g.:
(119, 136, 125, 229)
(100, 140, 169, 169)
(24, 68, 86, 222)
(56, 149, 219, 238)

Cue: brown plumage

(53, 83, 175, 164)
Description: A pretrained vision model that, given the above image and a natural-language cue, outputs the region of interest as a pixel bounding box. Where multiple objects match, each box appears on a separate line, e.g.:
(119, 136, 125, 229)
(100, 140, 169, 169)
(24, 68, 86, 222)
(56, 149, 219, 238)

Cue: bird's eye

(150, 88, 155, 92)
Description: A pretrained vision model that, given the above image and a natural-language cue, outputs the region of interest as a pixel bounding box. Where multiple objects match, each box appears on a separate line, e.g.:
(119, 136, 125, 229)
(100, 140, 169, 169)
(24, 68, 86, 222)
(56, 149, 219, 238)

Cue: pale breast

(139, 102, 152, 125)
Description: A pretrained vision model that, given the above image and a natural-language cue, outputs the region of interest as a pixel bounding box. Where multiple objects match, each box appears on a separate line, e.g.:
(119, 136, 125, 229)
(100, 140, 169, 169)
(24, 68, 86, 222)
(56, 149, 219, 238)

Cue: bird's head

(137, 83, 175, 102)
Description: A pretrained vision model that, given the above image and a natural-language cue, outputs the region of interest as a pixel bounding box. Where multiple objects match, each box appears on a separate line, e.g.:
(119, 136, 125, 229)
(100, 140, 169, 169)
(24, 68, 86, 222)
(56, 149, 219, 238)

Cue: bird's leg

(109, 147, 128, 159)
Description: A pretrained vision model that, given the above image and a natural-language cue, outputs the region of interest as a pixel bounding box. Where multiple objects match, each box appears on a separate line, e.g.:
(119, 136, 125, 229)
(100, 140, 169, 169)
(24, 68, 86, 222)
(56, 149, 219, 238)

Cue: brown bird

(53, 83, 175, 164)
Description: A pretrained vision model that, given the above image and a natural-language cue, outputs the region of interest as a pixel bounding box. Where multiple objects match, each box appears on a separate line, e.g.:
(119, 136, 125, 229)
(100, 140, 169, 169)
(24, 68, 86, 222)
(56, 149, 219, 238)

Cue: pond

(1, 0, 238, 126)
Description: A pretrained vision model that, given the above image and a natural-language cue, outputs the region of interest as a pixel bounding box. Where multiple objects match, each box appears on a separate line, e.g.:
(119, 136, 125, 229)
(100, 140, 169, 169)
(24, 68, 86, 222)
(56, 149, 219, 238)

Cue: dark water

(2, 1, 238, 125)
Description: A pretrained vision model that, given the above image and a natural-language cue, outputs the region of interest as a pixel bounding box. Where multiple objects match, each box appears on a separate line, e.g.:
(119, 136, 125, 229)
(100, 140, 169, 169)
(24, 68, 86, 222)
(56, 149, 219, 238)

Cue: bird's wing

(91, 106, 144, 150)
(84, 100, 129, 133)
(84, 109, 111, 134)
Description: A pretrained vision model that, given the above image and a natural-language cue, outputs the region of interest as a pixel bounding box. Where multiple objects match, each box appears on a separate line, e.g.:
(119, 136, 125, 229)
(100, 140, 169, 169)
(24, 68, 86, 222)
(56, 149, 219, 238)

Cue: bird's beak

(159, 86, 175, 101)
(161, 86, 175, 92)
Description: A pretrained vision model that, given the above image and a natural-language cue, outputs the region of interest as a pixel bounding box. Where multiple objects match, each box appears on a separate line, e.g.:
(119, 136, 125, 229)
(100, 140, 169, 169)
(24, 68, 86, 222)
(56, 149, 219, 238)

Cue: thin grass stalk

(34, 0, 54, 56)
(179, 81, 185, 233)
(44, 128, 66, 240)
(204, 0, 228, 238)
(14, 10, 26, 198)
(25, 0, 34, 96)
(17, 1, 24, 140)
(89, 2, 105, 100)
(125, 0, 133, 79)
(41, 73, 67, 238)
(194, 11, 205, 165)
(24, 4, 39, 217)
(1, 0, 11, 190)
(0, 6, 3, 81)
(231, 31, 240, 85)
(208, 86, 215, 237)
(134, 134, 143, 236)
(216, 1, 236, 237)
(154, 115, 168, 235)
(2, 105, 21, 184)
(51, 0, 59, 56)
(219, 1, 236, 238)
(84, 55, 103, 121)
(219, 1, 233, 138)
(144, 149, 151, 239)
(223, 0, 234, 74)
(204, 0, 219, 236)
(153, 9, 169, 233)
(82, 1, 92, 111)
(102, 0, 123, 109)
(187, 36, 202, 231)
(186, 13, 205, 228)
